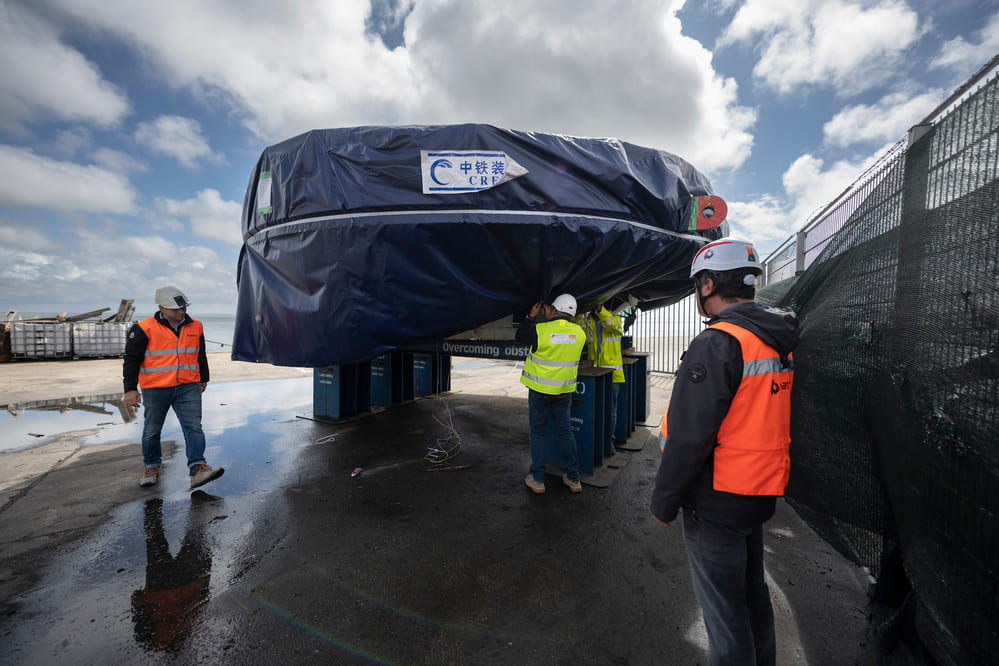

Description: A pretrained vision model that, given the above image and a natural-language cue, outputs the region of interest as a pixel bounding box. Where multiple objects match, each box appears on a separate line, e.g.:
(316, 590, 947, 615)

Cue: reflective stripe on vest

(710, 320, 793, 496)
(138, 316, 203, 389)
(520, 318, 586, 395)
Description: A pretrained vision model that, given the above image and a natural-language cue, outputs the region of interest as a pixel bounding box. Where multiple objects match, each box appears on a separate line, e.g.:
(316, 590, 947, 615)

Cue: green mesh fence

(776, 74, 998, 664)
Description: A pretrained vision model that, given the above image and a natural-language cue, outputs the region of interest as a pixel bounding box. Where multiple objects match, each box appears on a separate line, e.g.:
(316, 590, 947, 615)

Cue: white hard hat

(155, 285, 191, 309)
(552, 293, 577, 316)
(689, 238, 763, 278)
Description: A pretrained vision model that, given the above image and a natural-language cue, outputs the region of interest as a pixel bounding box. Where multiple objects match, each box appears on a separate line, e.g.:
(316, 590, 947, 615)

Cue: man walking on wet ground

(516, 294, 587, 494)
(650, 238, 799, 665)
(123, 286, 224, 490)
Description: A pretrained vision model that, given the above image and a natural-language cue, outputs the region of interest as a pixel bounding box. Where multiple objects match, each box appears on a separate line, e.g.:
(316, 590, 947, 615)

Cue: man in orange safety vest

(650, 238, 799, 665)
(124, 286, 224, 490)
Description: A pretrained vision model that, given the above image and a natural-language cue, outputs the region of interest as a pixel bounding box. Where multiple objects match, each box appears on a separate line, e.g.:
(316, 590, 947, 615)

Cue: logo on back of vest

(771, 379, 791, 394)
(550, 333, 577, 344)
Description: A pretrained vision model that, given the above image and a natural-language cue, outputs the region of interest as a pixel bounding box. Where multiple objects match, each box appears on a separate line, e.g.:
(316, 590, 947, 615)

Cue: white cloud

(823, 88, 945, 147)
(0, 251, 53, 282)
(41, 0, 756, 172)
(402, 0, 756, 170)
(134, 115, 225, 169)
(725, 195, 793, 245)
(155, 189, 243, 245)
(720, 0, 922, 96)
(53, 127, 93, 157)
(111, 234, 180, 259)
(929, 11, 999, 74)
(92, 147, 148, 174)
(0, 3, 130, 133)
(0, 145, 138, 213)
(782, 147, 890, 228)
(0, 220, 237, 312)
(0, 220, 62, 253)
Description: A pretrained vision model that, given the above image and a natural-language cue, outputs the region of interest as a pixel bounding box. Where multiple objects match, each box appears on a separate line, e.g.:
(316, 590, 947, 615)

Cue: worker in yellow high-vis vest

(578, 303, 625, 451)
(516, 294, 587, 494)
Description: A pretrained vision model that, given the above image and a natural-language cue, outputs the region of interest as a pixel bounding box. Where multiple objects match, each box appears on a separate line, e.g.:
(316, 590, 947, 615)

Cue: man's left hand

(200, 382, 208, 393)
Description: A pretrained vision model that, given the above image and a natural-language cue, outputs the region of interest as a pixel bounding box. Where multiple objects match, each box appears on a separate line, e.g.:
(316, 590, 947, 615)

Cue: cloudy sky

(1, 0, 996, 316)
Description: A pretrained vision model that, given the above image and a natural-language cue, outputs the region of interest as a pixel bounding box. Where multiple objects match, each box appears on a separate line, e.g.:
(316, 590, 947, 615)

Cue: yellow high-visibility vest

(520, 318, 586, 395)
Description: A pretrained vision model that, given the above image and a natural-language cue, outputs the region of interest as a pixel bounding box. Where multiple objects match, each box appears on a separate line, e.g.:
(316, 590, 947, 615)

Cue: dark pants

(141, 382, 206, 470)
(527, 390, 579, 482)
(609, 381, 621, 443)
(682, 509, 776, 666)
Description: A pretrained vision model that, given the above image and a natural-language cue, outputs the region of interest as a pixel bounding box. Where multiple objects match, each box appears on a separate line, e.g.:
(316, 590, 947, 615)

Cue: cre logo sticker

(421, 150, 528, 193)
(687, 363, 707, 383)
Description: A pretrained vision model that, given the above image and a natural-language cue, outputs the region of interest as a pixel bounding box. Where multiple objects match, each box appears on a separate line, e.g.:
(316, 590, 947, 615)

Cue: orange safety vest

(137, 316, 203, 389)
(659, 320, 792, 496)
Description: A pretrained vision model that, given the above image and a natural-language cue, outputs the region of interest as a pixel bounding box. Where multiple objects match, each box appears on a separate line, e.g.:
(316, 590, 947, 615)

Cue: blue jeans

(141, 382, 207, 470)
(682, 509, 776, 666)
(527, 390, 578, 482)
(609, 382, 621, 443)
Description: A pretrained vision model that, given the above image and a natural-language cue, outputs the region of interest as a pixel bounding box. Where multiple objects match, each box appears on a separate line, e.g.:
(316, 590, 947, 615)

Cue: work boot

(562, 473, 582, 493)
(139, 466, 160, 487)
(524, 474, 546, 494)
(189, 464, 225, 489)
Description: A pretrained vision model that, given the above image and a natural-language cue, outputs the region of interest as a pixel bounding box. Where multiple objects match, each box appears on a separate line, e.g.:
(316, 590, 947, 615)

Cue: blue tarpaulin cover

(233, 124, 727, 367)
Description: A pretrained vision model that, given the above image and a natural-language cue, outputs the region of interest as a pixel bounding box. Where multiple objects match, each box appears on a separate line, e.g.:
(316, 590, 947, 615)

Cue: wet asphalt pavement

(0, 361, 878, 664)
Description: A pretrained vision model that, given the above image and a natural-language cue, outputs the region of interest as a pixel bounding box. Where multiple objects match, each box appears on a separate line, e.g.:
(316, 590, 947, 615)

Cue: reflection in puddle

(6, 393, 136, 422)
(132, 493, 218, 652)
(0, 377, 314, 454)
(0, 376, 324, 661)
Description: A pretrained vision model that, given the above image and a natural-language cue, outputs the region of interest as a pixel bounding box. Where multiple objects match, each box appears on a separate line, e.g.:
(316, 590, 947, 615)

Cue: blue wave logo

(430, 159, 453, 186)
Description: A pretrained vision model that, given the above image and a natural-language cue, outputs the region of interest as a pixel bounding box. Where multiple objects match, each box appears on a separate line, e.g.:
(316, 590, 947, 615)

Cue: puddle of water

(0, 377, 315, 454)
(0, 375, 328, 660)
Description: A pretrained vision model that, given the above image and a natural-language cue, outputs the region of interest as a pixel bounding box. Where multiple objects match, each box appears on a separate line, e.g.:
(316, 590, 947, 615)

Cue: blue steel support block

(371, 352, 415, 406)
(625, 352, 650, 423)
(398, 352, 415, 402)
(545, 393, 593, 474)
(345, 362, 371, 416)
(414, 352, 451, 396)
(587, 368, 613, 464)
(614, 359, 633, 442)
(625, 356, 640, 435)
(413, 353, 434, 396)
(545, 367, 613, 476)
(313, 363, 370, 419)
(313, 366, 340, 419)
(370, 354, 392, 405)
(438, 354, 452, 392)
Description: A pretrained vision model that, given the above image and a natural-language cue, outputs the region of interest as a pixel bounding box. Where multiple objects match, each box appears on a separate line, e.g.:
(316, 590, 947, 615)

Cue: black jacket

(649, 301, 799, 527)
(122, 312, 210, 392)
(514, 312, 572, 350)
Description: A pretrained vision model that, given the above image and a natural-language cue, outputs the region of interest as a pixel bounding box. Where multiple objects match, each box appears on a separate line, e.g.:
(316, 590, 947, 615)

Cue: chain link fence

(632, 55, 999, 663)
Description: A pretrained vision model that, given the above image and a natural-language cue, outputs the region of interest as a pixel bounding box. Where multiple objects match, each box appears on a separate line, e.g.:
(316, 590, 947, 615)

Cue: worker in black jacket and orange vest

(123, 286, 224, 490)
(650, 238, 799, 666)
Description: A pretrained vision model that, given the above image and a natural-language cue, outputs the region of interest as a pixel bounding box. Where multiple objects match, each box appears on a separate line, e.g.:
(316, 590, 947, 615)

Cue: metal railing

(630, 293, 704, 374)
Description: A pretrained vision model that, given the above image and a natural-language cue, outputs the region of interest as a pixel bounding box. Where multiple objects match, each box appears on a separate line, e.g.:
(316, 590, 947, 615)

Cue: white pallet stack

(10, 322, 74, 359)
(73, 322, 130, 357)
